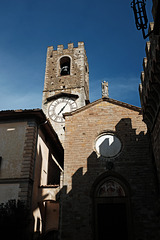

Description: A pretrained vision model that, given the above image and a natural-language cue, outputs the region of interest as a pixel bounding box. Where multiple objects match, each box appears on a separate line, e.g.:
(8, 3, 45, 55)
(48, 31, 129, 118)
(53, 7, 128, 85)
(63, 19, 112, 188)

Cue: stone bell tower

(42, 42, 89, 143)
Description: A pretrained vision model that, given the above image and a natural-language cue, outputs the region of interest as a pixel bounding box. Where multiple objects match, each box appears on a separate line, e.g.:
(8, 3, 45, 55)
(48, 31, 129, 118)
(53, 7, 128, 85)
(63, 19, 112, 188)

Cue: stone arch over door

(91, 172, 132, 240)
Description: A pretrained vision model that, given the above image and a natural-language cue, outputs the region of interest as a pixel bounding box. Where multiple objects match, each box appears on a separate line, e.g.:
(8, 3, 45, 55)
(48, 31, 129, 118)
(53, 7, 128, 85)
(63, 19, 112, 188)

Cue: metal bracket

(131, 0, 153, 39)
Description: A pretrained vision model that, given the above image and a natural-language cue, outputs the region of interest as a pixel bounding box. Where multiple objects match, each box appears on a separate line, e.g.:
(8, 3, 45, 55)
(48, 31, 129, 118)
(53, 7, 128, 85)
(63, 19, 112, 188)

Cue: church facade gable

(64, 97, 141, 117)
(60, 99, 159, 240)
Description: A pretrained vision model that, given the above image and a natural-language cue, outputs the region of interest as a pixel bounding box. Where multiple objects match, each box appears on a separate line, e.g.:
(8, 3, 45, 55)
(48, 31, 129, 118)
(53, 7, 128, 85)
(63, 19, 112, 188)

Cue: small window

(95, 133, 122, 158)
(60, 56, 70, 76)
(47, 154, 60, 185)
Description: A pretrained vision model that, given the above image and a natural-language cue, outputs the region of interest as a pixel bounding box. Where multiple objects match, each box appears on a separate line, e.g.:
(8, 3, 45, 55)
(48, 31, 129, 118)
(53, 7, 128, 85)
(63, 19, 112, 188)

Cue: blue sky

(0, 0, 153, 110)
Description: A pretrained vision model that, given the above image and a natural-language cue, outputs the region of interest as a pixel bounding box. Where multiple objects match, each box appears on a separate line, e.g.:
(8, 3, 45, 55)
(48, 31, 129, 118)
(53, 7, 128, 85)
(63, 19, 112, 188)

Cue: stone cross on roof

(102, 81, 109, 98)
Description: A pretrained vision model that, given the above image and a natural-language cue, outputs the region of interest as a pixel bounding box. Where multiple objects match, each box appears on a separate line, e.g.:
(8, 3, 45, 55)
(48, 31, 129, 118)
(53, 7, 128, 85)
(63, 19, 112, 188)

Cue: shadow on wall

(57, 118, 159, 240)
(32, 144, 62, 240)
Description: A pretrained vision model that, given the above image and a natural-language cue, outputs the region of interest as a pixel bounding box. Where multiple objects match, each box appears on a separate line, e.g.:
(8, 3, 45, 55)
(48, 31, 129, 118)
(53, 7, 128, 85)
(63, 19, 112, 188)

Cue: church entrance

(94, 178, 130, 240)
(97, 202, 128, 240)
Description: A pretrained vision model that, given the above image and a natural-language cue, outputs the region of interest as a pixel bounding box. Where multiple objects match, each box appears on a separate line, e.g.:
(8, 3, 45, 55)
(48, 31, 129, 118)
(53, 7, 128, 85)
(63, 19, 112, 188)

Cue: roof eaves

(47, 92, 79, 102)
(0, 108, 64, 161)
(0, 108, 46, 123)
(64, 98, 142, 118)
(102, 98, 142, 112)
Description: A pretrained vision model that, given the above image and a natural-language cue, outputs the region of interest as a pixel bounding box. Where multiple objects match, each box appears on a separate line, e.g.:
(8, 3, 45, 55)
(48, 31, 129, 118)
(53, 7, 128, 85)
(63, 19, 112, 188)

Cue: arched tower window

(60, 56, 70, 76)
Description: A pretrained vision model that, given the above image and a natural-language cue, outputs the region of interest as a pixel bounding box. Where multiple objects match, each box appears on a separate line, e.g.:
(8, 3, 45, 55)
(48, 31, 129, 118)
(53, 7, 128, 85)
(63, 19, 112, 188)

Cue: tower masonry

(42, 42, 89, 144)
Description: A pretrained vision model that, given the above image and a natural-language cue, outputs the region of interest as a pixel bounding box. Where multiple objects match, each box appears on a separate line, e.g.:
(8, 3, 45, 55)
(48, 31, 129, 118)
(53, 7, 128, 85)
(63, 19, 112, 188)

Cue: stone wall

(43, 42, 89, 100)
(42, 42, 89, 145)
(140, 0, 160, 188)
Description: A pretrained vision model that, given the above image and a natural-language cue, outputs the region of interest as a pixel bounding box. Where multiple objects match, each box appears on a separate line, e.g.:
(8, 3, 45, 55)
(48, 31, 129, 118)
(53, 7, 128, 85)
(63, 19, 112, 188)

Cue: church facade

(0, 1, 160, 239)
(61, 97, 159, 240)
(40, 41, 159, 240)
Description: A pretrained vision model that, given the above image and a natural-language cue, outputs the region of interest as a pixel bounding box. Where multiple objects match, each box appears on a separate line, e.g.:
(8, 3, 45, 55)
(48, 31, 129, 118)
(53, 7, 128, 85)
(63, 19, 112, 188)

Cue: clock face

(48, 97, 77, 122)
(95, 133, 121, 158)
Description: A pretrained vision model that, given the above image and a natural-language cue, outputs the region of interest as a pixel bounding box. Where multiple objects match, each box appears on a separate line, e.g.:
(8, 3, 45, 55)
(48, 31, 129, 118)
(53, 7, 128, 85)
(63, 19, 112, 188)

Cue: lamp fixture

(131, 0, 153, 39)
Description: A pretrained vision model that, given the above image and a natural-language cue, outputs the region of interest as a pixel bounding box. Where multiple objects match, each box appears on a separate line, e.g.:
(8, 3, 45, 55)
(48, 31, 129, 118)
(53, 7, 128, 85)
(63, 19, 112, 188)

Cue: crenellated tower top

(43, 42, 89, 98)
(42, 42, 89, 144)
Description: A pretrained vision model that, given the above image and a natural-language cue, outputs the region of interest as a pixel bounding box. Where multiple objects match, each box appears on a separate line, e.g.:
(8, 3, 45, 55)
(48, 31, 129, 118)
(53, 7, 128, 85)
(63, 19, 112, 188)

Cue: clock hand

(58, 102, 68, 115)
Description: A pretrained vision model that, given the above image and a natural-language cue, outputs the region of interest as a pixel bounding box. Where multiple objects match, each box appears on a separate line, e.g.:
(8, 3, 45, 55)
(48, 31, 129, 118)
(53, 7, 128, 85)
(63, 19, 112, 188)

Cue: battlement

(43, 40, 89, 115)
(47, 42, 85, 53)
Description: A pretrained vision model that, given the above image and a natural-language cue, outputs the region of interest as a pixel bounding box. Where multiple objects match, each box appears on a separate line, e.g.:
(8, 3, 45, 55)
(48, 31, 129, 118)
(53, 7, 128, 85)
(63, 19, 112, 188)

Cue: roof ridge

(64, 97, 141, 118)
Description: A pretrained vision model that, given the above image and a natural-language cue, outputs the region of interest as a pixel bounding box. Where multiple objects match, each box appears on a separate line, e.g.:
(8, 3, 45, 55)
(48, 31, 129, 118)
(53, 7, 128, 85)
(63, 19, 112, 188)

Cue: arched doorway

(93, 175, 131, 240)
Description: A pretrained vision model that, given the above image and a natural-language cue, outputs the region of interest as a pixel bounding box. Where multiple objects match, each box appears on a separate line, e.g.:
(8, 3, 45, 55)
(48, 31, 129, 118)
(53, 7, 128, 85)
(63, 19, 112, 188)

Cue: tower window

(60, 57, 70, 76)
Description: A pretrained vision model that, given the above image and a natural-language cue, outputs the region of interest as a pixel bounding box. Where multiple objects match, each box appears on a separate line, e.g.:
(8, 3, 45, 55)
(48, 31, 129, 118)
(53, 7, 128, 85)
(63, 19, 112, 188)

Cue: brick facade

(60, 98, 160, 240)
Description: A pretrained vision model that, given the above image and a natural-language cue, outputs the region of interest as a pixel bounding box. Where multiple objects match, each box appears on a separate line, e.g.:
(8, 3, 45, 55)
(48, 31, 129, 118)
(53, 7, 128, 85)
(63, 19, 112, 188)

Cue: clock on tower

(42, 42, 89, 145)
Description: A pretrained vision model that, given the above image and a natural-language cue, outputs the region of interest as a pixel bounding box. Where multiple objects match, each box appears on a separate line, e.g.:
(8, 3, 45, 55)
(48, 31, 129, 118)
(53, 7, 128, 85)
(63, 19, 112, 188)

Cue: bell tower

(42, 42, 89, 144)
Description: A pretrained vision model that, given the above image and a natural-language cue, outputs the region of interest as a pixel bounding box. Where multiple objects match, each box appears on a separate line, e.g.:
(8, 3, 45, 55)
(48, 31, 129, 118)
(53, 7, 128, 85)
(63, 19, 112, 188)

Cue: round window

(95, 134, 121, 158)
